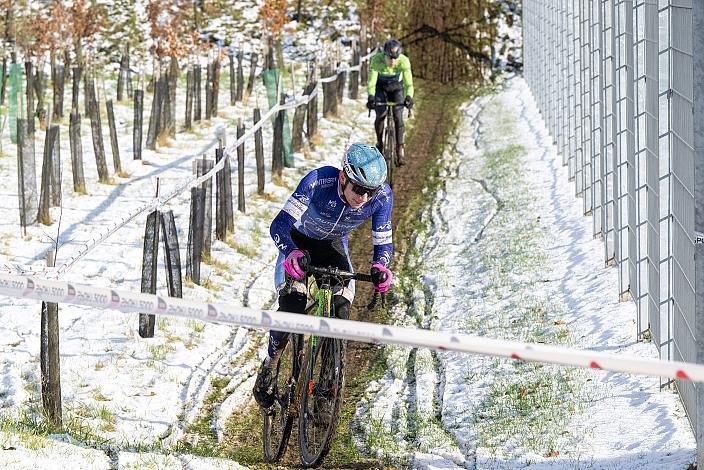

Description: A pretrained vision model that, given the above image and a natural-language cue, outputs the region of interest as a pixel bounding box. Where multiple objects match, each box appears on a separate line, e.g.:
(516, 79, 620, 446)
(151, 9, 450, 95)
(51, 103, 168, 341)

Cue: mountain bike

(298, 264, 373, 467)
(261, 264, 374, 468)
(369, 101, 412, 188)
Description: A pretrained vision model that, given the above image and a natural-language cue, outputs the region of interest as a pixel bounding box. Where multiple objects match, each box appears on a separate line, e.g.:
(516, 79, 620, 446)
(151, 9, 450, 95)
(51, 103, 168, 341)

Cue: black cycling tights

(269, 294, 350, 356)
(374, 87, 405, 151)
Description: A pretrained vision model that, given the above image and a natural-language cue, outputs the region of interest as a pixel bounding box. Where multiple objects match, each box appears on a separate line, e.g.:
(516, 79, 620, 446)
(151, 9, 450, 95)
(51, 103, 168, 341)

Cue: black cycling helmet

(383, 39, 402, 59)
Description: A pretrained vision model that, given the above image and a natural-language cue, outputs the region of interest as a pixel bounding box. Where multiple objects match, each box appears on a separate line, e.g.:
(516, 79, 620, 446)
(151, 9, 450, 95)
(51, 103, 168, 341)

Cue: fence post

(71, 66, 81, 116)
(160, 210, 183, 299)
(306, 66, 318, 144)
(205, 62, 213, 120)
(349, 40, 360, 100)
(69, 110, 85, 193)
(254, 108, 265, 194)
(246, 52, 258, 98)
(139, 205, 160, 338)
(25, 61, 35, 134)
(229, 50, 236, 105)
(186, 187, 205, 285)
(106, 99, 122, 174)
(117, 49, 128, 101)
(322, 64, 334, 117)
(222, 133, 234, 233)
(194, 64, 202, 122)
(185, 69, 193, 130)
(51, 56, 65, 120)
(146, 67, 161, 150)
(215, 144, 226, 241)
(236, 49, 245, 102)
(272, 102, 284, 181)
(212, 58, 221, 115)
(336, 68, 346, 110)
(200, 159, 214, 259)
(40, 250, 61, 429)
(50, 125, 61, 207)
(237, 120, 245, 213)
(38, 124, 57, 225)
(291, 101, 306, 153)
(133, 89, 143, 160)
(86, 75, 109, 183)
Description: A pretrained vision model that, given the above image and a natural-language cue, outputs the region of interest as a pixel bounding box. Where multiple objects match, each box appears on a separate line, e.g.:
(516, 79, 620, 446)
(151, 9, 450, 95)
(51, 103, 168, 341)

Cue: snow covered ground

(355, 77, 696, 469)
(0, 51, 377, 466)
(0, 45, 697, 468)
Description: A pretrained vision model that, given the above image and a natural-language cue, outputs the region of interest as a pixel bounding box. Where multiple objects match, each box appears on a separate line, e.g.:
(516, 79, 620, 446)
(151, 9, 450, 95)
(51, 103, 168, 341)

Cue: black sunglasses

(348, 180, 380, 197)
(385, 52, 400, 60)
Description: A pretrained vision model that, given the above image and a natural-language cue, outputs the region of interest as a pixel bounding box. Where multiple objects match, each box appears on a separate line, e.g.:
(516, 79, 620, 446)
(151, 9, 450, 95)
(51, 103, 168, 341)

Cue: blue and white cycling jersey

(269, 166, 393, 267)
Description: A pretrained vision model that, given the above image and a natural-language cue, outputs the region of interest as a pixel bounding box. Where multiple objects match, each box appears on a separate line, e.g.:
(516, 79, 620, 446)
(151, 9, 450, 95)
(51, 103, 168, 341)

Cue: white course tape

(1, 272, 703, 383)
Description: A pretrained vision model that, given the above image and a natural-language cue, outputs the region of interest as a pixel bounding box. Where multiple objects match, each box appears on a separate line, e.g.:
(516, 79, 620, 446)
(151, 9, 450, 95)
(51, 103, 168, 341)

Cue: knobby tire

(262, 334, 302, 462)
(298, 336, 346, 467)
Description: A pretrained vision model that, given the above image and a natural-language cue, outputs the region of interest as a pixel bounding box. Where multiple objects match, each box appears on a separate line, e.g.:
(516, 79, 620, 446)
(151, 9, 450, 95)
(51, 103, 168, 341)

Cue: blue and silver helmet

(341, 143, 387, 188)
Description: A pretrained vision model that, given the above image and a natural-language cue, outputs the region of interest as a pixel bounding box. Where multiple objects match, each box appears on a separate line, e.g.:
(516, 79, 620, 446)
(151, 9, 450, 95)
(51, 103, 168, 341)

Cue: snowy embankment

(354, 77, 696, 469)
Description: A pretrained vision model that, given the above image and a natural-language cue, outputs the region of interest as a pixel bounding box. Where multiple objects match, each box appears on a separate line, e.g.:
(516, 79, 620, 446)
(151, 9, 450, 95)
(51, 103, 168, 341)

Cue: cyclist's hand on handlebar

(371, 262, 392, 293)
(284, 249, 309, 280)
(404, 95, 414, 110)
(366, 95, 375, 110)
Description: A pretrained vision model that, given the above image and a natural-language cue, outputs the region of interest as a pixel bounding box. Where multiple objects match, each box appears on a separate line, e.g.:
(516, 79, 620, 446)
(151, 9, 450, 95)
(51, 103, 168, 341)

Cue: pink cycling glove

(370, 262, 392, 293)
(283, 249, 308, 280)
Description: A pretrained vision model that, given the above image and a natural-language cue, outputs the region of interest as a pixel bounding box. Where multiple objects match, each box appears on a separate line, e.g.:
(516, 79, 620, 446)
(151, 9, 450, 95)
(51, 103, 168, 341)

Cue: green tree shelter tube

(262, 68, 294, 167)
(8, 63, 24, 144)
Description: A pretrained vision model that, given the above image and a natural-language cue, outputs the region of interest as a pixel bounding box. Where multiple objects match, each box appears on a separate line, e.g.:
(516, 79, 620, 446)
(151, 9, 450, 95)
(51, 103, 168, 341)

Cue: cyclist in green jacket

(367, 38, 414, 166)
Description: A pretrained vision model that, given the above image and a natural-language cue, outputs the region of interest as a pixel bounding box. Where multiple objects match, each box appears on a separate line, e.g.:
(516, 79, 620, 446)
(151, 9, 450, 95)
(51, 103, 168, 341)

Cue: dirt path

(214, 81, 474, 469)
(325, 81, 474, 468)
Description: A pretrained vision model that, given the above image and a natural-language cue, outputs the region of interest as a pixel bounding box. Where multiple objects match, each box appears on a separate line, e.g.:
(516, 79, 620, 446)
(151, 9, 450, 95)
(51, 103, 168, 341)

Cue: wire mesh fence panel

(601, 0, 617, 264)
(658, 0, 673, 363)
(633, 0, 660, 339)
(614, 0, 637, 300)
(567, 0, 577, 179)
(591, 0, 604, 237)
(669, 0, 696, 431)
(582, 0, 594, 215)
(524, 0, 702, 452)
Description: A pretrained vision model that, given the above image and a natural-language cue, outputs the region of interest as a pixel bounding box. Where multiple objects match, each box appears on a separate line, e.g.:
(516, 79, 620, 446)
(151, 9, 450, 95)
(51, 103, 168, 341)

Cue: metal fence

(523, 0, 704, 460)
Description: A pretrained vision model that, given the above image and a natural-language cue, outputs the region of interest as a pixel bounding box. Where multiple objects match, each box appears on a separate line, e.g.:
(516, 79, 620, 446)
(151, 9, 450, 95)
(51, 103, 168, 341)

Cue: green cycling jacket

(367, 52, 414, 98)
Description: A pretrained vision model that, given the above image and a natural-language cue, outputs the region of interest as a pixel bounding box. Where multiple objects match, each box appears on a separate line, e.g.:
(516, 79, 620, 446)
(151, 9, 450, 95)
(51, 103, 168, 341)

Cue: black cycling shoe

(253, 361, 276, 408)
(396, 144, 406, 166)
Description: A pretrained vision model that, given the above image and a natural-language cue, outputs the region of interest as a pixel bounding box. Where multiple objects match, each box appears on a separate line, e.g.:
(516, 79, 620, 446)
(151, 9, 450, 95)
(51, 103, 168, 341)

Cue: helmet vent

(358, 167, 367, 180)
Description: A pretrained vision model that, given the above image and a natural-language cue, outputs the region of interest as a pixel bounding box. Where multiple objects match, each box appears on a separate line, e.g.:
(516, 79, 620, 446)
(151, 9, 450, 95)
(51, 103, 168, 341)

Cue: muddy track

(335, 81, 472, 467)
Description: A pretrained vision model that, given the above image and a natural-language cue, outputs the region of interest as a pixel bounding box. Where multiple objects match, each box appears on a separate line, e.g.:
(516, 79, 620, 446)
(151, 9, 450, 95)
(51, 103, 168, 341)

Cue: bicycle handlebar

(368, 101, 413, 118)
(304, 264, 373, 283)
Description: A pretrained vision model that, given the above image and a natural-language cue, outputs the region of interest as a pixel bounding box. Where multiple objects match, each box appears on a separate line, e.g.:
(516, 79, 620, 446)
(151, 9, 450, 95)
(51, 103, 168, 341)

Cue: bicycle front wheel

(262, 334, 302, 463)
(384, 117, 396, 187)
(298, 336, 346, 467)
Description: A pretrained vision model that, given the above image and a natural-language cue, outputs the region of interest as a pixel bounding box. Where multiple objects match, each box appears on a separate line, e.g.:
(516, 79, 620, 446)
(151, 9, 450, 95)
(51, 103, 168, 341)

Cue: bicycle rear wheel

(298, 336, 346, 467)
(262, 334, 302, 462)
(383, 117, 396, 187)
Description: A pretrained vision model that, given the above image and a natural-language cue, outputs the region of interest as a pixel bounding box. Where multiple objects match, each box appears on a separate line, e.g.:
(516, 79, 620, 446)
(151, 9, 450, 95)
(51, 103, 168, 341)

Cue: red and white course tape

(1, 272, 702, 382)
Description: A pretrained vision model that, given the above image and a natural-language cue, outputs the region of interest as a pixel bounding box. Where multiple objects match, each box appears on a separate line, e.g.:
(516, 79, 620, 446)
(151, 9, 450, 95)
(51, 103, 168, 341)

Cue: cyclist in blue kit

(253, 143, 394, 408)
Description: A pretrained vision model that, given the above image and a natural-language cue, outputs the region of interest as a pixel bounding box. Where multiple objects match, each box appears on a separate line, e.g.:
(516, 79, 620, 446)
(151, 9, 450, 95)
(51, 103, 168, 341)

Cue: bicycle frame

(297, 265, 372, 467)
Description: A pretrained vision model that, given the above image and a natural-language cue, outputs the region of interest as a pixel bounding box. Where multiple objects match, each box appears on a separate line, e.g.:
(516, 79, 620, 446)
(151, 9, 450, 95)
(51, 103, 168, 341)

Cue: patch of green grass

(225, 236, 258, 258)
(148, 343, 176, 362)
(175, 376, 235, 459)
